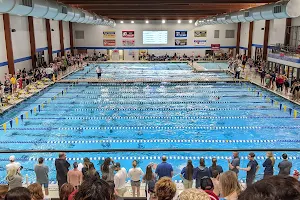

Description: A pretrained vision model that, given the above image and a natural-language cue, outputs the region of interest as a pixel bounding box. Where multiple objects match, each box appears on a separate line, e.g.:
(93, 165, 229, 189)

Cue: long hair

(59, 183, 74, 200)
(101, 157, 111, 173)
(220, 171, 241, 197)
(87, 162, 97, 176)
(186, 160, 194, 181)
(211, 158, 217, 171)
(267, 151, 275, 166)
(6, 167, 18, 181)
(28, 183, 44, 200)
(145, 165, 153, 181)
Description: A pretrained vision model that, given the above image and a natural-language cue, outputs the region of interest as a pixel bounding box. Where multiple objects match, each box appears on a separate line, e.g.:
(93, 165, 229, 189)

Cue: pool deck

(58, 77, 246, 83)
(0, 66, 81, 115)
(188, 61, 228, 73)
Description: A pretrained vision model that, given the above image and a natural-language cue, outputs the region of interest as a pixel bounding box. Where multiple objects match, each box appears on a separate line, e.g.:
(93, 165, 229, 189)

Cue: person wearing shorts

(128, 160, 144, 197)
(34, 157, 49, 197)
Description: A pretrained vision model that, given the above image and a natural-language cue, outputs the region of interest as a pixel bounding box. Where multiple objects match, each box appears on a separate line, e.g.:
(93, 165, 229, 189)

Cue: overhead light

(178, 20, 181, 24)
(145, 20, 149, 24)
(162, 20, 166, 24)
(131, 21, 134, 24)
(120, 21, 124, 24)
(189, 20, 193, 23)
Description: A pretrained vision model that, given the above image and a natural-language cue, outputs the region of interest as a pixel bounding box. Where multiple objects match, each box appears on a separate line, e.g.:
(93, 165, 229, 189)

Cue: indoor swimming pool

(0, 82, 299, 183)
(198, 62, 229, 70)
(64, 63, 231, 80)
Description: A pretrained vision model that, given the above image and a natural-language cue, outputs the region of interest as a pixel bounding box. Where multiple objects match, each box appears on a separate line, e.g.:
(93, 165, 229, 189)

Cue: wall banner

(122, 39, 135, 46)
(175, 39, 187, 46)
(103, 39, 116, 46)
(194, 39, 207, 46)
(175, 31, 187, 37)
(211, 44, 221, 51)
(103, 31, 116, 39)
(194, 30, 207, 37)
(122, 30, 135, 38)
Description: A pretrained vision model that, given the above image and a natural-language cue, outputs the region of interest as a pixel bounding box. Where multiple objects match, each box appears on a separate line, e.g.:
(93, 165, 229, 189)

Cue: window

(21, 0, 33, 7)
(214, 30, 220, 38)
(225, 30, 235, 38)
(75, 31, 84, 39)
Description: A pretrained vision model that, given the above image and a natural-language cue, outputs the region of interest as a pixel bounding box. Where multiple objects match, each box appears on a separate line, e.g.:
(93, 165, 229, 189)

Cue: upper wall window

(225, 30, 235, 38)
(75, 31, 84, 39)
(214, 30, 220, 38)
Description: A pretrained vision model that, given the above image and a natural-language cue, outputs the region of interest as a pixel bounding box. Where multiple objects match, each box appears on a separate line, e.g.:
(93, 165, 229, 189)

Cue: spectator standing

(128, 160, 144, 197)
(67, 162, 83, 189)
(55, 152, 70, 191)
(100, 157, 115, 181)
(6, 155, 21, 172)
(262, 151, 275, 179)
(114, 162, 127, 198)
(227, 151, 240, 176)
(6, 167, 22, 191)
(143, 164, 156, 198)
(59, 183, 74, 200)
(84, 162, 100, 181)
(0, 185, 8, 199)
(180, 160, 194, 189)
(194, 158, 211, 189)
(34, 157, 49, 197)
(209, 158, 223, 175)
(155, 156, 173, 179)
(278, 153, 292, 176)
(237, 152, 259, 186)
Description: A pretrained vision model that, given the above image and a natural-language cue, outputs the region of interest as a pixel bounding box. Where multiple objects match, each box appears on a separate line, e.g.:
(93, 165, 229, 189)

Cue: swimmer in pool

(216, 96, 220, 100)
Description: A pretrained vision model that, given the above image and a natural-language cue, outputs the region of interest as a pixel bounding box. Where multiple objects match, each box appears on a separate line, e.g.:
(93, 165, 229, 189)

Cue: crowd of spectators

(0, 53, 84, 108)
(1, 151, 299, 200)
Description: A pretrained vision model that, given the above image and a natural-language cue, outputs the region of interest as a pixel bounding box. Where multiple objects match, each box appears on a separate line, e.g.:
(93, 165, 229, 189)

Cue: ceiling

(59, 0, 279, 20)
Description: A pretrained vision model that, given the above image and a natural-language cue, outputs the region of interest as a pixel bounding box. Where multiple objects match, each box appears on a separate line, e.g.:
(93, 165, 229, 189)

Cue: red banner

(103, 39, 116, 46)
(122, 40, 135, 46)
(211, 44, 220, 51)
(122, 30, 135, 38)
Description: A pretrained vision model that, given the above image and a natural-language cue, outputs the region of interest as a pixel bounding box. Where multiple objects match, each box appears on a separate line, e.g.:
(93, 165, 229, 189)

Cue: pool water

(0, 81, 299, 184)
(64, 63, 230, 80)
(198, 62, 229, 70)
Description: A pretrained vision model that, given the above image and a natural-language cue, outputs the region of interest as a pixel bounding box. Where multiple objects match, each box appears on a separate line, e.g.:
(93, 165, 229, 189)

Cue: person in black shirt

(237, 152, 259, 187)
(55, 152, 70, 191)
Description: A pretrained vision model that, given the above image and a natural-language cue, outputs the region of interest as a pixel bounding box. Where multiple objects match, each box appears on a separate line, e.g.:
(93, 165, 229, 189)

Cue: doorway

(107, 49, 124, 61)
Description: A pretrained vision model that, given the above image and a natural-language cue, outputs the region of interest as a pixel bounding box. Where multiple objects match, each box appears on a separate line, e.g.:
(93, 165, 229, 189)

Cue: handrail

(0, 148, 299, 154)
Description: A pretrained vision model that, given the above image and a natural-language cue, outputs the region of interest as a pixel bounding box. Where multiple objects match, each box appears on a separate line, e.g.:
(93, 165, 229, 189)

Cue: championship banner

(122, 30, 134, 38)
(103, 31, 116, 39)
(103, 39, 116, 46)
(175, 39, 187, 46)
(194, 30, 207, 37)
(194, 39, 207, 46)
(122, 39, 135, 46)
(211, 44, 221, 51)
(175, 31, 187, 37)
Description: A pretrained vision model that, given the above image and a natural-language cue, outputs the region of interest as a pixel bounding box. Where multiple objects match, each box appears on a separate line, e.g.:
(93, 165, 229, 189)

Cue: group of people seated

(0, 53, 85, 109)
(2, 151, 299, 200)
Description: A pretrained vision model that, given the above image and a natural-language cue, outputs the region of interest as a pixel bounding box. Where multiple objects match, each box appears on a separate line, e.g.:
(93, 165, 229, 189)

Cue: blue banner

(175, 31, 187, 37)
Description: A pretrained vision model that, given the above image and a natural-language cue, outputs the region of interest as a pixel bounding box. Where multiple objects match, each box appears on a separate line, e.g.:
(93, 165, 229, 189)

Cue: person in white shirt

(128, 160, 144, 197)
(6, 155, 21, 172)
(45, 66, 53, 80)
(114, 162, 127, 197)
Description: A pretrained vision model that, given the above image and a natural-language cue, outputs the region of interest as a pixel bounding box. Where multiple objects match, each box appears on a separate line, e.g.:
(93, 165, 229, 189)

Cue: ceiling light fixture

(162, 20, 166, 24)
(189, 20, 193, 23)
(146, 20, 149, 24)
(120, 21, 124, 24)
(178, 20, 181, 24)
(131, 21, 134, 24)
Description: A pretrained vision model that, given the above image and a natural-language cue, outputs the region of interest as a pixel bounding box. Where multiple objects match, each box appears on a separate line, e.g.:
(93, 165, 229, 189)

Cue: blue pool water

(198, 62, 229, 70)
(0, 81, 299, 184)
(64, 63, 230, 80)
